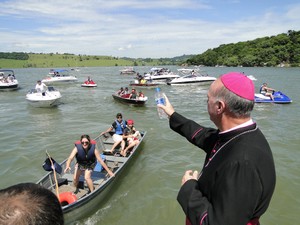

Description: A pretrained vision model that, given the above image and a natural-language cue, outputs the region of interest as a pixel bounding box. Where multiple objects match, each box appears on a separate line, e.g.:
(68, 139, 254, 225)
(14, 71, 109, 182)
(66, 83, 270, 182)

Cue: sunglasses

(81, 141, 89, 145)
(117, 116, 122, 119)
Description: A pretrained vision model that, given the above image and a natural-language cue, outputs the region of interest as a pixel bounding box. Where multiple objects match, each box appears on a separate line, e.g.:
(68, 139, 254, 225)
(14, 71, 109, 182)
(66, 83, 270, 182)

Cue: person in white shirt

(35, 80, 47, 95)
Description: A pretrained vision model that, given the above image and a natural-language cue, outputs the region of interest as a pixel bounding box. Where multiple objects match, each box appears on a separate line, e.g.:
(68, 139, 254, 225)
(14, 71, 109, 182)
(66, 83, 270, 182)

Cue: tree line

(0, 52, 29, 60)
(186, 30, 300, 67)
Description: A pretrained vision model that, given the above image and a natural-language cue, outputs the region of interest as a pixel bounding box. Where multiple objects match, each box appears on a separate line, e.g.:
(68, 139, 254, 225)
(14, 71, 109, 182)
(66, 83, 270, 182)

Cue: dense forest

(186, 30, 300, 67)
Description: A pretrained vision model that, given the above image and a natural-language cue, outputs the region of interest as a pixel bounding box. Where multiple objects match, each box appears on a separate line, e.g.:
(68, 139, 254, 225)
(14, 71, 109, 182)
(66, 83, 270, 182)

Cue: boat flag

(42, 157, 62, 174)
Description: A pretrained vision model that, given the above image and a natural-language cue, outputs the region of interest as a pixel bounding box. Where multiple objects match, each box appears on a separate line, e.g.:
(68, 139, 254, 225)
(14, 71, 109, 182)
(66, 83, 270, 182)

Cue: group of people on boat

(117, 87, 145, 100)
(64, 113, 141, 194)
(100, 113, 141, 157)
(0, 73, 16, 83)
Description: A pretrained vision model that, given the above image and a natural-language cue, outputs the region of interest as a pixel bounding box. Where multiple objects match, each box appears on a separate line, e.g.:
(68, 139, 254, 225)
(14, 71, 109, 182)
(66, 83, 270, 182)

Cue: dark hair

(0, 183, 64, 225)
(80, 134, 91, 142)
(116, 113, 122, 118)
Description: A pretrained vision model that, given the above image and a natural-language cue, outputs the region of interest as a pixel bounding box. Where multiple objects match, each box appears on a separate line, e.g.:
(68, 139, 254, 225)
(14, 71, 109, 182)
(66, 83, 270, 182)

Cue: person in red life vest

(120, 119, 140, 157)
(64, 134, 114, 193)
(158, 72, 276, 225)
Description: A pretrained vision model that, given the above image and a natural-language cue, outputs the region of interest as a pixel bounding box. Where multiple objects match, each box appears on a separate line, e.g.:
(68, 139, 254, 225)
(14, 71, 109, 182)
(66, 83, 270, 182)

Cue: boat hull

(81, 83, 97, 87)
(255, 91, 292, 104)
(0, 83, 19, 91)
(26, 97, 61, 107)
(167, 76, 216, 86)
(36, 131, 146, 224)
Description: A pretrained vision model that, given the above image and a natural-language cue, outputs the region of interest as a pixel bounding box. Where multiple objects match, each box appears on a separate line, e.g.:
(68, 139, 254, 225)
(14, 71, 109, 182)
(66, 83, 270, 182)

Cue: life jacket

(260, 85, 266, 94)
(75, 141, 96, 167)
(114, 120, 126, 135)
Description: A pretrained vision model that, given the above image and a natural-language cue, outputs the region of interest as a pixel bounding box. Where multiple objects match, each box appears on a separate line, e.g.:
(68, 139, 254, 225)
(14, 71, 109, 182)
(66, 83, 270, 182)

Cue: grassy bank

(0, 53, 180, 68)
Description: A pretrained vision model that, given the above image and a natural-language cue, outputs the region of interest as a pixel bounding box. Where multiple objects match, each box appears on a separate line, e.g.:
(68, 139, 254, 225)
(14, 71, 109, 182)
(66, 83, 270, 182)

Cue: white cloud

(0, 0, 300, 58)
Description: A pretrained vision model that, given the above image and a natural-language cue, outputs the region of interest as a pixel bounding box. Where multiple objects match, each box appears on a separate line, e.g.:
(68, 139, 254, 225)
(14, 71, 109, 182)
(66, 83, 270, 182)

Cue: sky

(1, 0, 300, 58)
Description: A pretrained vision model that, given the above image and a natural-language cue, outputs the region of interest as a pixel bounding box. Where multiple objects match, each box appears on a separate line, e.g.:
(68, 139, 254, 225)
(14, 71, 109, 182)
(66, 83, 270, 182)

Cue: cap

(116, 113, 122, 118)
(220, 72, 254, 101)
(127, 119, 134, 125)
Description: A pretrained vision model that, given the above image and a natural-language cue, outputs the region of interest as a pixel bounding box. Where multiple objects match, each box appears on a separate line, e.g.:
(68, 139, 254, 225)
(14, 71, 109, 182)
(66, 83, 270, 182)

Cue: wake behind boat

(255, 91, 292, 104)
(0, 69, 19, 91)
(26, 86, 62, 107)
(42, 69, 78, 84)
(36, 131, 146, 224)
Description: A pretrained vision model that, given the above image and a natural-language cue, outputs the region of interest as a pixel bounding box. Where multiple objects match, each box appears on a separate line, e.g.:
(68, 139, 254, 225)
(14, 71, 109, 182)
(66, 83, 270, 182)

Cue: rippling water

(1, 66, 299, 225)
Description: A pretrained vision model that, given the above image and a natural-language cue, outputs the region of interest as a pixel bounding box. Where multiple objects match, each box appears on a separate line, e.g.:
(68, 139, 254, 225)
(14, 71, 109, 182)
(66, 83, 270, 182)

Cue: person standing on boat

(35, 80, 47, 96)
(100, 113, 127, 154)
(158, 72, 276, 225)
(64, 134, 114, 193)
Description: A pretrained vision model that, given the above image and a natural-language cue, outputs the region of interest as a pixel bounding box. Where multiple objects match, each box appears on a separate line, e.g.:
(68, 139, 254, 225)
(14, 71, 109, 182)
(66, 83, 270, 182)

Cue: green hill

(186, 30, 300, 67)
(0, 53, 189, 69)
(1, 30, 300, 68)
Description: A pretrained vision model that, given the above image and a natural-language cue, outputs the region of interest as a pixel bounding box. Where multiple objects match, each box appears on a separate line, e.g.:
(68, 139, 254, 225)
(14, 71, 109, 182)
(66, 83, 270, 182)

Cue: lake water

(1, 66, 299, 225)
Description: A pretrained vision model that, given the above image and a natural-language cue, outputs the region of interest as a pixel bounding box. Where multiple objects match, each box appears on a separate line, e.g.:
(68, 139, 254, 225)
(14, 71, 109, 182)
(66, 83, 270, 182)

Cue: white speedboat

(26, 86, 62, 108)
(42, 69, 77, 84)
(167, 72, 216, 86)
(144, 67, 180, 83)
(0, 69, 19, 91)
(120, 67, 136, 75)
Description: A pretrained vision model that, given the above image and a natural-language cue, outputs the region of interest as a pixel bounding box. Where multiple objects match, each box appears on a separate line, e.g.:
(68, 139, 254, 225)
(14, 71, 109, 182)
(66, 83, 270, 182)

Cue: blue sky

(1, 0, 300, 58)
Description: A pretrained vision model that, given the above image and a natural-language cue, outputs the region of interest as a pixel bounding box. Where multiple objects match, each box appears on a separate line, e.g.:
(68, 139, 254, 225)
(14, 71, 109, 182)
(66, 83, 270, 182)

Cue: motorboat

(36, 131, 146, 224)
(42, 69, 78, 84)
(120, 67, 136, 75)
(81, 77, 97, 87)
(144, 67, 180, 83)
(129, 79, 159, 88)
(167, 71, 216, 86)
(255, 91, 292, 104)
(112, 93, 148, 106)
(26, 86, 62, 107)
(0, 69, 19, 91)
